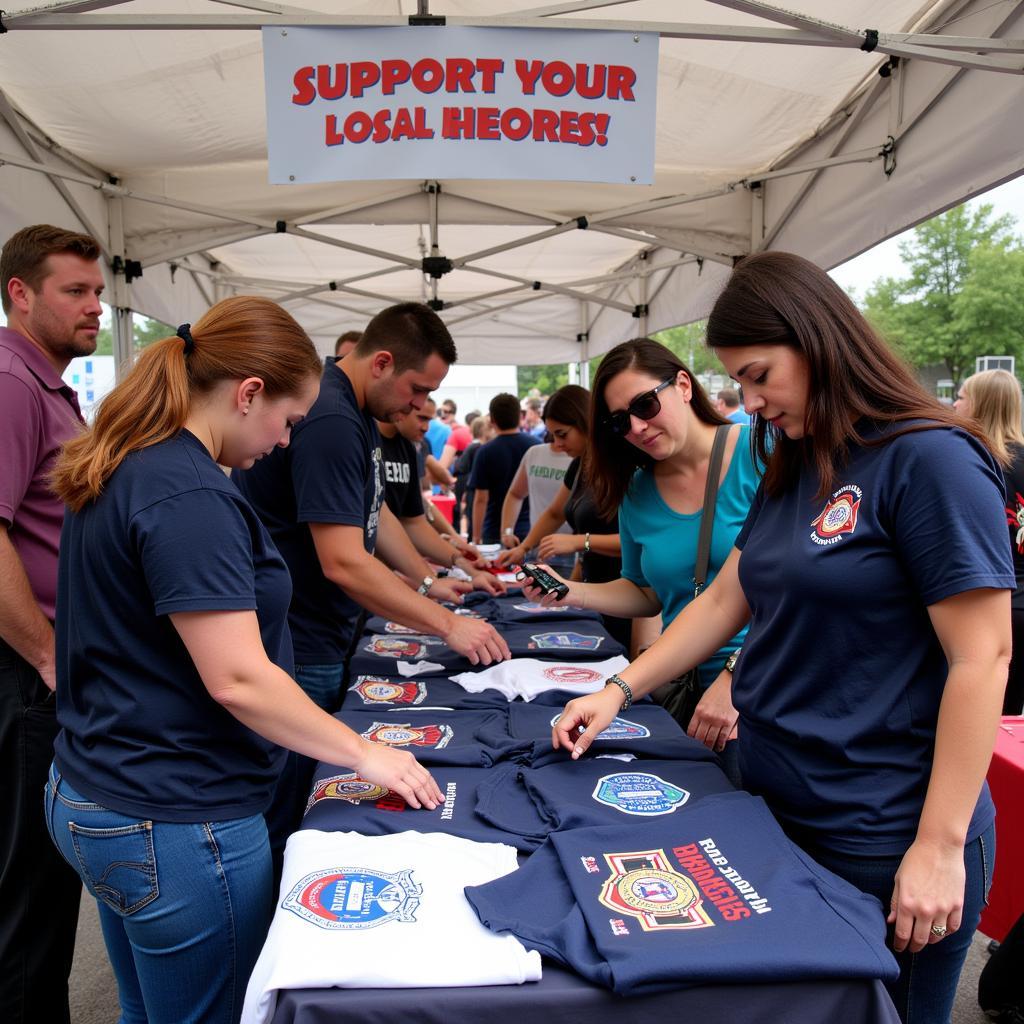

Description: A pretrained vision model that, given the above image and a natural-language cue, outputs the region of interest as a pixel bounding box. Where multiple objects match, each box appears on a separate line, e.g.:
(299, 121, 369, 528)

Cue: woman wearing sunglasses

(521, 339, 760, 764)
(552, 252, 1012, 1024)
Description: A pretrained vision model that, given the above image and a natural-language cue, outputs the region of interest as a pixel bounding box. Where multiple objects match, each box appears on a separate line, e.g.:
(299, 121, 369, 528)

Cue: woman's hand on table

(552, 685, 625, 760)
(887, 837, 966, 953)
(687, 669, 739, 753)
(537, 533, 580, 561)
(352, 740, 444, 810)
(494, 544, 525, 568)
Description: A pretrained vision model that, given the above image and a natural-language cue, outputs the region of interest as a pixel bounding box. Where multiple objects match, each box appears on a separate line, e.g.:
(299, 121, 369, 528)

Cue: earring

(243, 407, 249, 415)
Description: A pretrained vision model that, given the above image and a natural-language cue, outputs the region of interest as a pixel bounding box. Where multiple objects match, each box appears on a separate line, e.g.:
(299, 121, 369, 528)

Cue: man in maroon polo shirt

(0, 224, 103, 1024)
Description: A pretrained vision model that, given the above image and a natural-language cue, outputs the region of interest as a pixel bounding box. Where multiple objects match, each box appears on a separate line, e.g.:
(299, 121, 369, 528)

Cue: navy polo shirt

(233, 358, 384, 662)
(54, 430, 291, 822)
(735, 423, 1014, 855)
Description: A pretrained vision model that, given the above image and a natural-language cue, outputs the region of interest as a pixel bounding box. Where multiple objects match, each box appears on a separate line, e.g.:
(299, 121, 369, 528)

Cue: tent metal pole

(0, 89, 109, 257)
(274, 264, 409, 304)
(294, 185, 424, 226)
(579, 302, 591, 388)
(453, 264, 636, 313)
(588, 223, 734, 265)
(510, 0, 638, 18)
(137, 226, 274, 268)
(107, 195, 134, 380)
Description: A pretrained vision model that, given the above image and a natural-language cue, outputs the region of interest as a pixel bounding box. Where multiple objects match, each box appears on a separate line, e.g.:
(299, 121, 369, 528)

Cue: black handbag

(653, 424, 730, 728)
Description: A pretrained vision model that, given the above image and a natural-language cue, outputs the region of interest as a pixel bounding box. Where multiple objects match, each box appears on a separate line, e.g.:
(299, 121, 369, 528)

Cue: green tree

(92, 313, 172, 357)
(862, 204, 1024, 385)
(517, 363, 569, 397)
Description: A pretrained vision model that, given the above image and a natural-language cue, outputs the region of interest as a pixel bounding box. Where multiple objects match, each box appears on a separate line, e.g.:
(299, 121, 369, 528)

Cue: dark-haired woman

(496, 384, 628, 646)
(553, 253, 1011, 1024)
(45, 297, 443, 1024)
(521, 344, 759, 760)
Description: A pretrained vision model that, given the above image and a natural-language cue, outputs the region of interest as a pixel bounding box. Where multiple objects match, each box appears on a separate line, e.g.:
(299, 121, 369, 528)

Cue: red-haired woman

(46, 297, 442, 1024)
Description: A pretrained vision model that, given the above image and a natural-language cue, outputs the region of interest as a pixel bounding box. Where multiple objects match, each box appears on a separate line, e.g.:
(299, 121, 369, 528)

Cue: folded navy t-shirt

(338, 708, 525, 768)
(466, 791, 898, 996)
(301, 764, 539, 853)
(343, 673, 508, 711)
(475, 758, 734, 838)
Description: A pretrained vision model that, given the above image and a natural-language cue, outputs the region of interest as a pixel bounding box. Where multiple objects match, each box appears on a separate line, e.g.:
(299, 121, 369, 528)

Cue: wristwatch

(503, 527, 515, 537)
(417, 575, 435, 596)
(605, 673, 633, 711)
(724, 649, 741, 673)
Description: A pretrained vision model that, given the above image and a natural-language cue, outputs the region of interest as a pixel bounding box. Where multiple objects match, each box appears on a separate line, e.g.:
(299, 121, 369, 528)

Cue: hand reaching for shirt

(351, 739, 443, 810)
(537, 533, 580, 561)
(427, 578, 471, 604)
(444, 614, 510, 666)
(552, 685, 624, 759)
(470, 570, 507, 596)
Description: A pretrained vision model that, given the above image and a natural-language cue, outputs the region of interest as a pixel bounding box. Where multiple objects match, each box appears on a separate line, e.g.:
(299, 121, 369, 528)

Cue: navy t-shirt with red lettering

(734, 423, 1014, 855)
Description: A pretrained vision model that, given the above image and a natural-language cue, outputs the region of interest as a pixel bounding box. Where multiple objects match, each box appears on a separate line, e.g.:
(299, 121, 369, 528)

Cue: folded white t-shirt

(449, 655, 628, 701)
(242, 830, 541, 1024)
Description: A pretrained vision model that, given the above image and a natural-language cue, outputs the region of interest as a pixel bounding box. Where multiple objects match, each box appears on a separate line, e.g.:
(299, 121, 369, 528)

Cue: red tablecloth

(432, 493, 456, 525)
(979, 716, 1024, 941)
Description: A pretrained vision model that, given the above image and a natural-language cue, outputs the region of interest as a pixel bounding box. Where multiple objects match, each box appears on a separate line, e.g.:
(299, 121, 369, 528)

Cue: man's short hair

(1, 224, 101, 314)
(489, 392, 521, 431)
(717, 387, 741, 409)
(471, 415, 489, 440)
(441, 398, 457, 415)
(334, 329, 362, 356)
(465, 409, 480, 426)
(523, 396, 543, 413)
(355, 302, 457, 373)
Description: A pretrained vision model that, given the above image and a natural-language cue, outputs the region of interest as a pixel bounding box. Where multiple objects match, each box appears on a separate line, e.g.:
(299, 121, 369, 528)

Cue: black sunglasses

(605, 376, 677, 436)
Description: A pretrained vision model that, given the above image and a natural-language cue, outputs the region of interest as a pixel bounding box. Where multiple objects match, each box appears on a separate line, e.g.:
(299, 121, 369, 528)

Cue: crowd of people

(1, 224, 1022, 1024)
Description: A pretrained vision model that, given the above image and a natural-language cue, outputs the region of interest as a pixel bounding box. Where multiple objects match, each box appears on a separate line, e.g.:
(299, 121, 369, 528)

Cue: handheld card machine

(516, 562, 570, 601)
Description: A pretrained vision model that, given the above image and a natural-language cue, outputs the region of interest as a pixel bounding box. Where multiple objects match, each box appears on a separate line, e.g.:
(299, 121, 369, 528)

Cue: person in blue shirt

(522, 341, 759, 764)
(716, 386, 751, 424)
(552, 252, 1013, 1024)
(45, 297, 444, 1024)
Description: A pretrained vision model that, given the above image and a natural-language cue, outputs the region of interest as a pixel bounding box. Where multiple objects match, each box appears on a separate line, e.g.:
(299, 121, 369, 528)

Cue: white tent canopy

(1, 0, 1022, 368)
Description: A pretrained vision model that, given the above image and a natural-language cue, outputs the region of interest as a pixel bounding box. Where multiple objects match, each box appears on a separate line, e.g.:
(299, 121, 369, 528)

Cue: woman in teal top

(525, 338, 759, 759)
(619, 429, 759, 677)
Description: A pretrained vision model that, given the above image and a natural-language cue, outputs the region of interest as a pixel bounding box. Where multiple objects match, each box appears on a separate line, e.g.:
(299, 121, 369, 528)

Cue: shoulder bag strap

(692, 424, 731, 598)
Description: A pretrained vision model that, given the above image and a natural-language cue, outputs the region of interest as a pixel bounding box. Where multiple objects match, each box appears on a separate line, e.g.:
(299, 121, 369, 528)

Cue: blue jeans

(45, 764, 272, 1024)
(806, 824, 995, 1024)
(293, 662, 347, 713)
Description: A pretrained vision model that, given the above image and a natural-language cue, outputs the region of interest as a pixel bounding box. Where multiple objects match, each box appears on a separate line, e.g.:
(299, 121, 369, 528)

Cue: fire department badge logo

(350, 676, 427, 705)
(283, 866, 421, 930)
(304, 772, 389, 814)
(361, 721, 454, 749)
(593, 773, 689, 815)
(514, 601, 570, 613)
(542, 665, 603, 685)
(364, 635, 443, 659)
(551, 714, 651, 741)
(529, 631, 603, 651)
(599, 849, 712, 931)
(384, 621, 419, 634)
(810, 484, 862, 546)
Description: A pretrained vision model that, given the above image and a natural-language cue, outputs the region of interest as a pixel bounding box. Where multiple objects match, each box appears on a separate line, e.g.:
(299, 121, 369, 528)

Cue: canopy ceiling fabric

(0, 0, 1021, 363)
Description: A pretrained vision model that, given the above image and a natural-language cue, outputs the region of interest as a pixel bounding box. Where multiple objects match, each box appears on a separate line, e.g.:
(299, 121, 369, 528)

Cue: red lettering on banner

(575, 63, 607, 99)
(477, 58, 504, 93)
(607, 64, 636, 101)
(442, 106, 475, 139)
(446, 57, 477, 93)
(292, 66, 316, 106)
(349, 61, 380, 99)
(317, 64, 348, 101)
(501, 107, 531, 141)
(381, 59, 411, 95)
(514, 59, 545, 95)
(412, 58, 445, 93)
(532, 109, 559, 142)
(477, 107, 500, 140)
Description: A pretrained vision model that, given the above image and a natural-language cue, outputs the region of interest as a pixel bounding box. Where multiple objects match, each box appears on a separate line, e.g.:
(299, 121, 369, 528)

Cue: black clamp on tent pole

(0, 12, 7, 34)
(576, 216, 589, 230)
(632, 304, 648, 319)
(576, 332, 589, 344)
(427, 298, 444, 310)
(276, 220, 287, 233)
(878, 55, 900, 79)
(409, 14, 445, 25)
(880, 135, 897, 177)
(860, 29, 879, 52)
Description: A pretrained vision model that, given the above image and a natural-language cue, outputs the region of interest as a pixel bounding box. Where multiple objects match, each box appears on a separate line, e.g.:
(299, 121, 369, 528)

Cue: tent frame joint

(880, 134, 897, 177)
(111, 254, 143, 283)
(632, 303, 648, 318)
(422, 254, 453, 278)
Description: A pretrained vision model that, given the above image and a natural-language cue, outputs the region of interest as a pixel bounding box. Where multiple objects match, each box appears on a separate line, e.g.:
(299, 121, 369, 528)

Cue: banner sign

(262, 26, 658, 185)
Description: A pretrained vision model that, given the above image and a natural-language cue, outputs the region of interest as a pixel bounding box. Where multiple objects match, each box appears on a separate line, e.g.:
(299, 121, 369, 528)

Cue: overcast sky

(828, 176, 1024, 299)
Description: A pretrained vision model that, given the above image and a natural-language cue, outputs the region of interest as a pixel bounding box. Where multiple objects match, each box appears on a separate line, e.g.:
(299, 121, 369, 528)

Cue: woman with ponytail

(45, 297, 443, 1024)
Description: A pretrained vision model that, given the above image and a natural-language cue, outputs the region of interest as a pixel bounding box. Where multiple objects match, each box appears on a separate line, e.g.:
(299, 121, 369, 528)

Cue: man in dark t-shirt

(469, 393, 539, 544)
(235, 303, 509, 715)
(377, 408, 504, 600)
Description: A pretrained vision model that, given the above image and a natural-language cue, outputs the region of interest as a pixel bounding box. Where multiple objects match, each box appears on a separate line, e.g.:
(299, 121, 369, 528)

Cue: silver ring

(930, 924, 948, 938)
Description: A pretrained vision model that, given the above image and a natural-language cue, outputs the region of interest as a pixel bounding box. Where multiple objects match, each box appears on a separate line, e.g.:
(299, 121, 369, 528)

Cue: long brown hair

(962, 369, 1024, 466)
(587, 338, 727, 519)
(54, 295, 322, 511)
(543, 384, 590, 433)
(705, 251, 989, 498)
